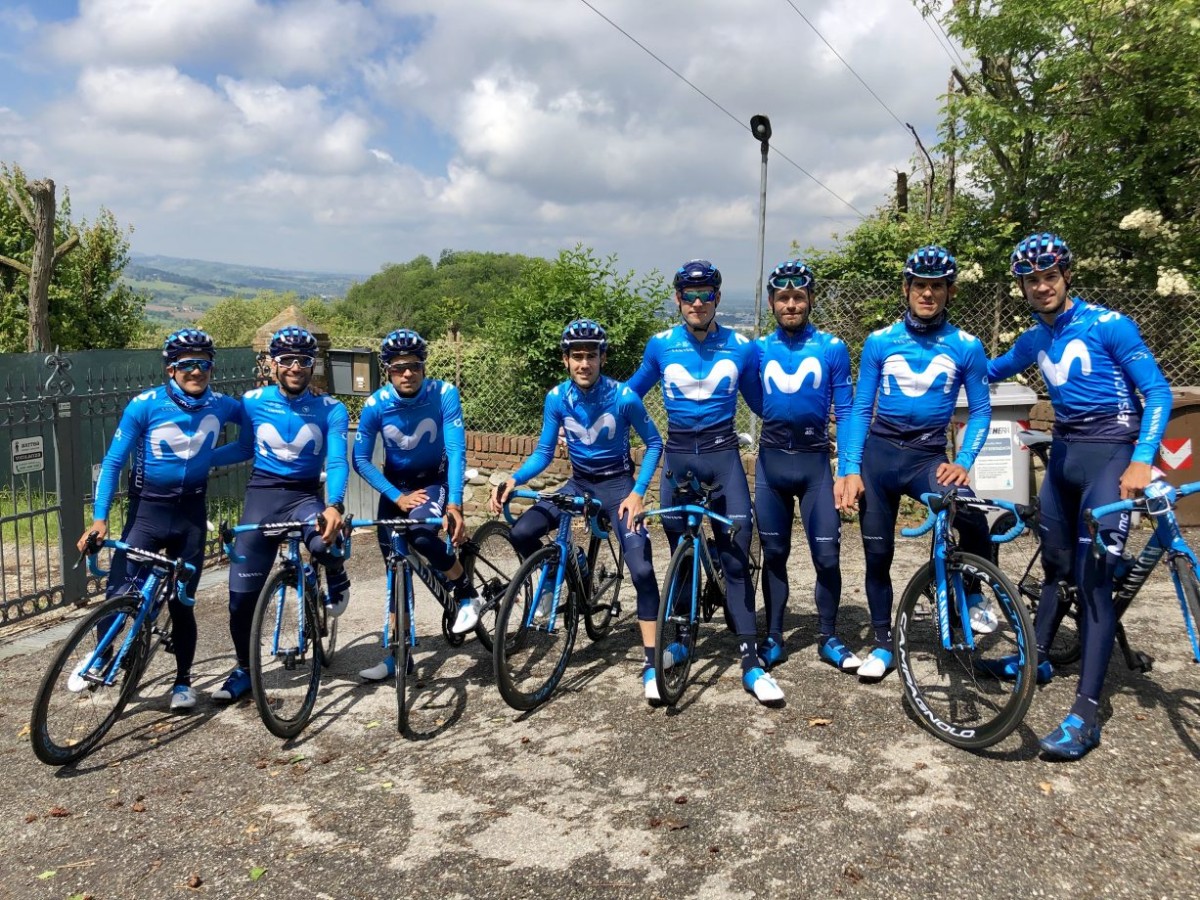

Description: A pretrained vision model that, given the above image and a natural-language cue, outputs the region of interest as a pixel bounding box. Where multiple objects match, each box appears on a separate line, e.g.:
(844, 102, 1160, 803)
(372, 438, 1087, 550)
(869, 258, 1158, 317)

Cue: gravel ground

(1, 522, 1199, 899)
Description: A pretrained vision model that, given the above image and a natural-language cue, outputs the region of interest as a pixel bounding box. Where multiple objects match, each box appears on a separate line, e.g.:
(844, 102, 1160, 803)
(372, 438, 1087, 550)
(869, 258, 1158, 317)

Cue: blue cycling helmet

(673, 259, 722, 292)
(269, 326, 318, 358)
(162, 328, 215, 362)
(903, 245, 958, 284)
(560, 319, 608, 354)
(1011, 232, 1073, 277)
(380, 328, 427, 362)
(767, 259, 816, 294)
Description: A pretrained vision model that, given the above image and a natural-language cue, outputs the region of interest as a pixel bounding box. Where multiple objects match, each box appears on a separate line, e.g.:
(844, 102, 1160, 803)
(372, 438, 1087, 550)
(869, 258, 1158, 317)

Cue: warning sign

(11, 436, 44, 475)
(1159, 437, 1193, 470)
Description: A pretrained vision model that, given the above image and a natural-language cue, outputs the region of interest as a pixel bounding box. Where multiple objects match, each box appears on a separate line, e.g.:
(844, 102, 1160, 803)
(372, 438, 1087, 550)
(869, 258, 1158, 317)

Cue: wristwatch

(330, 501, 345, 515)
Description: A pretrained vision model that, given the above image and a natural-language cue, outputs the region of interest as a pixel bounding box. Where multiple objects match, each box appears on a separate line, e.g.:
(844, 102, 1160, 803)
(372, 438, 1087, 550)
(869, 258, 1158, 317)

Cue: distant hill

(124, 254, 366, 326)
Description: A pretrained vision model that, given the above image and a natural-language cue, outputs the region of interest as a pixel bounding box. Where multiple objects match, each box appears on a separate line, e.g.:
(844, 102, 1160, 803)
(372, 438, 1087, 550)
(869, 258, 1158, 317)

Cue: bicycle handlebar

(636, 503, 738, 536)
(218, 515, 350, 564)
(900, 491, 1031, 544)
(78, 537, 198, 606)
(1086, 480, 1200, 557)
(500, 488, 601, 526)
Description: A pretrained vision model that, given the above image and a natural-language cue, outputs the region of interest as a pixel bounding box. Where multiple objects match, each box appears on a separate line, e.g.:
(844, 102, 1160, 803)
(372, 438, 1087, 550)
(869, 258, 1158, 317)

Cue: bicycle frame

(360, 517, 454, 652)
(640, 498, 734, 628)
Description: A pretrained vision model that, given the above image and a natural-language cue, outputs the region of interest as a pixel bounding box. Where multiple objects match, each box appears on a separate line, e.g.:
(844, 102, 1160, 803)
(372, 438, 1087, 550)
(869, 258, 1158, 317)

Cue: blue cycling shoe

(818, 636, 862, 673)
(742, 667, 784, 705)
(1039, 713, 1101, 760)
(974, 653, 1053, 685)
(662, 642, 688, 670)
(758, 637, 788, 670)
(211, 667, 251, 703)
(857, 647, 894, 681)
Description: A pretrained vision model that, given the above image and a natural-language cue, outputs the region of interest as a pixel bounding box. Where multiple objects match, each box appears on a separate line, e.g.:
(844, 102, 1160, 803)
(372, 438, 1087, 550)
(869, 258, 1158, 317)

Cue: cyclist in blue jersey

(750, 260, 858, 673)
(491, 319, 665, 702)
(626, 259, 782, 704)
(353, 329, 479, 681)
(77, 329, 242, 710)
(989, 232, 1171, 759)
(214, 326, 351, 703)
(837, 246, 994, 681)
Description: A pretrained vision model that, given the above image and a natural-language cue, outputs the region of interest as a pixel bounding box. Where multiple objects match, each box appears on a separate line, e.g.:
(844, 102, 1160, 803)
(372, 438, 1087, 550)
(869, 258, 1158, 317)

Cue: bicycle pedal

(610, 601, 622, 617)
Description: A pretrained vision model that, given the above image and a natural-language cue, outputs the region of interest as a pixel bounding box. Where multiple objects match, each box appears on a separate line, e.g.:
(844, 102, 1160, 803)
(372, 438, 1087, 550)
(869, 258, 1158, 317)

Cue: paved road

(2, 524, 1198, 899)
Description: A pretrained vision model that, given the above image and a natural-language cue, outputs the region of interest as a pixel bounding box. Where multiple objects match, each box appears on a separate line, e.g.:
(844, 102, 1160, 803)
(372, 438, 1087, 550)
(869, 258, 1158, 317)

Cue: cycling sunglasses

(768, 273, 813, 291)
(275, 355, 316, 369)
(385, 361, 424, 374)
(681, 289, 717, 305)
(1011, 252, 1062, 277)
(172, 359, 213, 373)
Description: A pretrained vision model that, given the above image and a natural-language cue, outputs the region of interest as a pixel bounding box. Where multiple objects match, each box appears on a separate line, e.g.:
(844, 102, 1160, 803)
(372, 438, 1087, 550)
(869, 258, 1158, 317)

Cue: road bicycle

(637, 470, 762, 706)
(894, 489, 1037, 749)
(30, 536, 196, 765)
(219, 517, 347, 739)
(492, 489, 625, 710)
(355, 515, 520, 733)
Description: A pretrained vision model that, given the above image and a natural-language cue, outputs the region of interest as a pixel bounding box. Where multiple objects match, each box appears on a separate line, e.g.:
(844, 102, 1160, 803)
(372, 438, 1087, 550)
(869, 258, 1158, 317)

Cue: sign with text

(11, 436, 45, 476)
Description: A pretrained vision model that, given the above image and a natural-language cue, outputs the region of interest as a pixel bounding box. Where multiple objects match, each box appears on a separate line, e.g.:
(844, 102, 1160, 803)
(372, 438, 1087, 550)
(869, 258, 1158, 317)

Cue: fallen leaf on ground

(807, 717, 833, 727)
(1038, 781, 1054, 796)
(131, 801, 146, 813)
(48, 806, 70, 818)
(364, 721, 381, 729)
(186, 873, 203, 889)
(249, 866, 267, 882)
(37, 871, 55, 880)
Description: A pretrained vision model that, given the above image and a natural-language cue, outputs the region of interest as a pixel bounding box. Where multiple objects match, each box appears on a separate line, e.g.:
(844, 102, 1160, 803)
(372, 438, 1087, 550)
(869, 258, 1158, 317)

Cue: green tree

(197, 291, 295, 347)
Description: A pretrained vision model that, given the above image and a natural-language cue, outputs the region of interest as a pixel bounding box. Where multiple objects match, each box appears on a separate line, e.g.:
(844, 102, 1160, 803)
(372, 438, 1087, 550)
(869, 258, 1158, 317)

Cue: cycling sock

(1070, 694, 1100, 729)
(643, 646, 654, 668)
(873, 625, 892, 649)
(738, 638, 758, 673)
(453, 571, 476, 599)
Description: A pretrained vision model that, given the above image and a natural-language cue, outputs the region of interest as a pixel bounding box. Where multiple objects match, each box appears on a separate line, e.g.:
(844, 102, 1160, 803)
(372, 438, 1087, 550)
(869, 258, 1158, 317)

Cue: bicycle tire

(249, 569, 321, 740)
(583, 524, 624, 641)
(465, 520, 522, 654)
(393, 561, 412, 736)
(31, 594, 149, 766)
(493, 545, 578, 711)
(654, 541, 699, 706)
(894, 552, 1036, 750)
(312, 566, 338, 666)
(1170, 556, 1200, 663)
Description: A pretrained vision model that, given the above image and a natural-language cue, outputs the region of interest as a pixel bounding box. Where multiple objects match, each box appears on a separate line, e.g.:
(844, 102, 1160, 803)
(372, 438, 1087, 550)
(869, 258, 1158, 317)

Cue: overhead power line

(576, 0, 866, 219)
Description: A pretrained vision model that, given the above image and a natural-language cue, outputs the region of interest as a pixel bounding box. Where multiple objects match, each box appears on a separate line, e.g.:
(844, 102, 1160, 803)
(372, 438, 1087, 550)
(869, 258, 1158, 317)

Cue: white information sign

(972, 420, 1014, 492)
(11, 436, 45, 476)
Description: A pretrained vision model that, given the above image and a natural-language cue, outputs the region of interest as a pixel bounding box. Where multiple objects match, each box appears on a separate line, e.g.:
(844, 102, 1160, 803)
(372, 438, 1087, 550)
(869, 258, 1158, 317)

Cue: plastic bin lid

(955, 381, 1039, 407)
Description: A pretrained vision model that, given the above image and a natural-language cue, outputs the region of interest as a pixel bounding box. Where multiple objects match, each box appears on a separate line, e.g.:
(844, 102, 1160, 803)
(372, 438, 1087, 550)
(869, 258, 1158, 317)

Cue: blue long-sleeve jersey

(752, 324, 853, 453)
(626, 323, 759, 453)
(92, 382, 243, 520)
(227, 385, 349, 504)
(840, 319, 991, 476)
(988, 300, 1171, 464)
(352, 379, 467, 506)
(512, 376, 663, 495)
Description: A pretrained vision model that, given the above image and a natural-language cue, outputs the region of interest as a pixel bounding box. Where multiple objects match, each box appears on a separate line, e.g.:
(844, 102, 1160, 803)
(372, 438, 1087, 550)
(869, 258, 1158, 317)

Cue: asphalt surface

(2, 523, 1199, 899)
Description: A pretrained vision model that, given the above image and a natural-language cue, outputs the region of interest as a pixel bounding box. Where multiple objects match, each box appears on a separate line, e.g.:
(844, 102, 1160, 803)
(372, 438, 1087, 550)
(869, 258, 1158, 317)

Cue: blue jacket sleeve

(512, 391, 562, 485)
(93, 402, 145, 521)
(323, 400, 350, 505)
(211, 396, 252, 468)
(738, 341, 763, 417)
(839, 336, 882, 476)
(1104, 316, 1173, 465)
(624, 338, 660, 398)
(442, 385, 467, 506)
(954, 340, 992, 470)
(828, 340, 854, 463)
(622, 387, 663, 496)
(987, 329, 1038, 382)
(352, 397, 401, 504)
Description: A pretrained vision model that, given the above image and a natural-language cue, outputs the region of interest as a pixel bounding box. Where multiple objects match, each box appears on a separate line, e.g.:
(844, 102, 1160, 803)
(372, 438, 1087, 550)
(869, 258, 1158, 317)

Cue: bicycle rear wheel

(464, 520, 522, 654)
(31, 595, 149, 766)
(1171, 556, 1200, 663)
(654, 541, 699, 706)
(494, 545, 578, 711)
(392, 562, 412, 736)
(1018, 568, 1081, 667)
(312, 566, 338, 666)
(584, 522, 624, 641)
(249, 569, 321, 739)
(894, 552, 1035, 750)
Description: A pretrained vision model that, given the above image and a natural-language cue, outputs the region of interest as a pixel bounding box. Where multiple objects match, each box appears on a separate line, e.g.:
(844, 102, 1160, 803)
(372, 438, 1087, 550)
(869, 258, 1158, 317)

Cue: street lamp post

(749, 114, 772, 446)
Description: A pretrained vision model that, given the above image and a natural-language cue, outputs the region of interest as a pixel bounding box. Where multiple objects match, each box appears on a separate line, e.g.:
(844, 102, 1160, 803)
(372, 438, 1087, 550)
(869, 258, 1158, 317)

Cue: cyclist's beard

(277, 371, 311, 397)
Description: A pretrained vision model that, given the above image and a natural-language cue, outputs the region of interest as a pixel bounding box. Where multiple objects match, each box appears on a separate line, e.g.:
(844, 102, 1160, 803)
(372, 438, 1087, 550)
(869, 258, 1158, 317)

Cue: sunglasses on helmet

(1011, 252, 1062, 277)
(769, 273, 813, 290)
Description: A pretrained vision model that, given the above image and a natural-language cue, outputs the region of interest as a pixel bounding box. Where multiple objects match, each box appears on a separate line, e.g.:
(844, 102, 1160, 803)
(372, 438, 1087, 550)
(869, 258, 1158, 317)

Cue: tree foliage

(196, 291, 296, 347)
(0, 164, 148, 352)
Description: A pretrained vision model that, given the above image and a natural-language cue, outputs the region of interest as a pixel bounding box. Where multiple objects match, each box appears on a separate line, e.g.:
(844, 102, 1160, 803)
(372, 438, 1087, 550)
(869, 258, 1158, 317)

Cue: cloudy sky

(0, 0, 964, 292)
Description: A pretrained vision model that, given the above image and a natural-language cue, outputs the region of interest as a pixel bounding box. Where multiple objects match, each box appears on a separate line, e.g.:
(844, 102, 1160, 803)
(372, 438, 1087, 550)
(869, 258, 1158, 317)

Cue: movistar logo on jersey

(1038, 339, 1092, 387)
(763, 358, 822, 394)
(563, 413, 617, 446)
(382, 418, 438, 450)
(881, 353, 956, 397)
(663, 358, 738, 401)
(149, 414, 221, 461)
(256, 422, 323, 461)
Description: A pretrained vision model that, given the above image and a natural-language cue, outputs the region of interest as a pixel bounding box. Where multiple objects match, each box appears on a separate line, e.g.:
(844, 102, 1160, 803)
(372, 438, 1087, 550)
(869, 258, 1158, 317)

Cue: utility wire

(576, 0, 866, 218)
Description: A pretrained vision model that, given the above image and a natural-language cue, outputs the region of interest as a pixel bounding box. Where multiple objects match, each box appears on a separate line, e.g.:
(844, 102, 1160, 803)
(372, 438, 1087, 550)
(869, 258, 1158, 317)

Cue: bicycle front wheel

(493, 545, 578, 711)
(392, 561, 413, 736)
(1171, 556, 1200, 663)
(313, 566, 338, 666)
(584, 523, 624, 641)
(249, 569, 321, 739)
(31, 594, 149, 766)
(894, 552, 1036, 750)
(464, 520, 522, 654)
(654, 541, 699, 706)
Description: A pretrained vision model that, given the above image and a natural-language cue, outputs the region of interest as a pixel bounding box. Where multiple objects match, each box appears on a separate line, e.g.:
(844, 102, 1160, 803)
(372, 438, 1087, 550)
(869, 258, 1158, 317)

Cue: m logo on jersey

(881, 353, 956, 397)
(148, 415, 221, 461)
(763, 358, 822, 394)
(1038, 339, 1091, 387)
(563, 413, 617, 446)
(256, 422, 323, 461)
(663, 358, 738, 401)
(382, 418, 438, 450)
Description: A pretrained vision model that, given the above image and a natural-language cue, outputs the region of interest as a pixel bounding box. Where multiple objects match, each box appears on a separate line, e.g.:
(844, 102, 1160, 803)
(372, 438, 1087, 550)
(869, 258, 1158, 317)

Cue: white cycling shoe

(968, 595, 999, 634)
(451, 595, 484, 634)
(742, 667, 784, 705)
